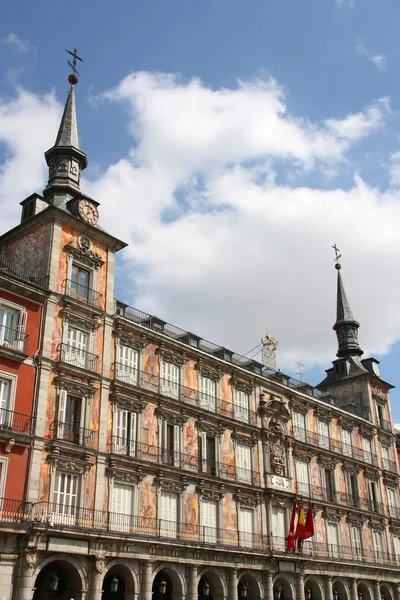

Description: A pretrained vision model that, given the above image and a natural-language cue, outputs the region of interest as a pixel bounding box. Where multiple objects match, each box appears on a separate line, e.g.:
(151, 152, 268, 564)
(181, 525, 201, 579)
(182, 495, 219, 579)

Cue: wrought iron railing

(112, 363, 257, 425)
(52, 420, 97, 449)
(109, 438, 259, 485)
(0, 500, 399, 566)
(297, 483, 385, 515)
(383, 457, 397, 473)
(389, 504, 400, 520)
(378, 419, 392, 432)
(0, 325, 29, 354)
(63, 279, 102, 309)
(0, 254, 49, 289)
(0, 408, 34, 435)
(59, 343, 99, 372)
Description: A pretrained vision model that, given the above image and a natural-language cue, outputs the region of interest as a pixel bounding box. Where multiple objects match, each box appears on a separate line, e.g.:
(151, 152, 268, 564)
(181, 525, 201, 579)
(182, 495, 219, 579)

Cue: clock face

(78, 199, 99, 225)
(372, 362, 380, 377)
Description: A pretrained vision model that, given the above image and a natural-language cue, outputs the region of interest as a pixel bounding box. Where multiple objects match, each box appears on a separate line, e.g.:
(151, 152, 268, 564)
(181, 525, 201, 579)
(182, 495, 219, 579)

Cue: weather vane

(66, 47, 84, 85)
(332, 243, 342, 270)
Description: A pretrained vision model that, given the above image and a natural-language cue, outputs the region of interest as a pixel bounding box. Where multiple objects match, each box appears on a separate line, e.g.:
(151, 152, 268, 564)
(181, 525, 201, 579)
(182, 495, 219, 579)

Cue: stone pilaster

(296, 574, 305, 600)
(264, 571, 273, 600)
(141, 561, 153, 600)
(229, 569, 238, 600)
(89, 555, 105, 600)
(325, 577, 333, 600)
(350, 579, 358, 600)
(188, 565, 198, 600)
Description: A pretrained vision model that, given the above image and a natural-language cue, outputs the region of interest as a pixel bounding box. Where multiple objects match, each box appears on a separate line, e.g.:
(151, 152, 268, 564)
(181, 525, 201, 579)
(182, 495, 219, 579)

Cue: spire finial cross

(332, 243, 342, 264)
(66, 47, 84, 78)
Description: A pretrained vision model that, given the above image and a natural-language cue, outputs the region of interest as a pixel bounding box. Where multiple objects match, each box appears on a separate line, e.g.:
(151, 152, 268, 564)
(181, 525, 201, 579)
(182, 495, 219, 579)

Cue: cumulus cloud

(356, 43, 387, 71)
(3, 33, 34, 54)
(1, 72, 399, 376)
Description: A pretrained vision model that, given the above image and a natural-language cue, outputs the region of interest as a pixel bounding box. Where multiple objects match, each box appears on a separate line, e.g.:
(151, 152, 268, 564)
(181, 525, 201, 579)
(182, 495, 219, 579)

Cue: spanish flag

(294, 502, 305, 539)
(304, 504, 315, 540)
(286, 499, 297, 552)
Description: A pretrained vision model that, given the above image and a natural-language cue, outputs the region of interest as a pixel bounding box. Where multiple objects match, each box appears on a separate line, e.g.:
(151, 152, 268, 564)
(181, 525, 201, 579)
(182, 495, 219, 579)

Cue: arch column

(325, 577, 333, 600)
(373, 582, 381, 600)
(296, 574, 305, 600)
(89, 556, 105, 600)
(264, 571, 273, 600)
(230, 569, 238, 600)
(142, 561, 153, 600)
(351, 580, 358, 600)
(16, 566, 36, 600)
(188, 565, 198, 600)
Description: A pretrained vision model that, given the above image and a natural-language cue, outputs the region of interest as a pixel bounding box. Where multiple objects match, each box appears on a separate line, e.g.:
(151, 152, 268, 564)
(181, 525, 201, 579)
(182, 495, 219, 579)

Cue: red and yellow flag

(286, 499, 297, 551)
(304, 504, 315, 540)
(294, 502, 305, 539)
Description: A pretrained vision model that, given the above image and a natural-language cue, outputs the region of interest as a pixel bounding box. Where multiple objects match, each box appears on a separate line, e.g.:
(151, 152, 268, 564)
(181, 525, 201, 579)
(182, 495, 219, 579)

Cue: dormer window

(334, 361, 347, 376)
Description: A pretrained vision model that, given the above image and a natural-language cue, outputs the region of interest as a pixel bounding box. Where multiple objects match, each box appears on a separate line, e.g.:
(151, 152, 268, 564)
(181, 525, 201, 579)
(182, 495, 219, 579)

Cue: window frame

(295, 459, 310, 495)
(112, 404, 138, 457)
(200, 497, 219, 543)
(235, 442, 252, 484)
(0, 371, 17, 421)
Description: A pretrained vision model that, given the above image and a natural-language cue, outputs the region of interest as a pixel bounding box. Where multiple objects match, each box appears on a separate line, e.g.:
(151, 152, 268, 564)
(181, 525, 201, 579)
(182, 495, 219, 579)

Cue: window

(199, 432, 217, 476)
(113, 406, 137, 456)
(57, 391, 84, 445)
(161, 421, 180, 467)
(295, 459, 309, 494)
(362, 437, 372, 464)
(236, 444, 252, 483)
(71, 264, 91, 302)
(0, 304, 26, 351)
(199, 375, 216, 411)
(52, 472, 79, 525)
(387, 487, 398, 515)
(350, 526, 362, 556)
(0, 459, 7, 502)
(160, 490, 178, 537)
(160, 362, 180, 399)
(377, 404, 385, 427)
(318, 420, 330, 450)
(334, 361, 347, 376)
(293, 411, 306, 442)
(341, 428, 352, 457)
(367, 480, 380, 512)
(0, 377, 11, 424)
(233, 389, 249, 422)
(347, 473, 359, 507)
(324, 469, 337, 502)
(327, 522, 339, 553)
(271, 505, 286, 550)
(393, 536, 400, 560)
(381, 445, 391, 470)
(65, 327, 89, 369)
(238, 507, 254, 547)
(116, 344, 139, 386)
(201, 499, 218, 543)
(110, 482, 134, 532)
(372, 530, 383, 560)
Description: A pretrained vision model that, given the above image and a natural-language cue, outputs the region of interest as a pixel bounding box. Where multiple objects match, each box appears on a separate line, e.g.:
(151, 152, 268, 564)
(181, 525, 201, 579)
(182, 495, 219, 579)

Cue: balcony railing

(110, 438, 259, 485)
(0, 254, 49, 289)
(0, 325, 29, 355)
(383, 458, 397, 473)
(52, 420, 97, 449)
(59, 343, 99, 373)
(389, 504, 400, 520)
(298, 484, 385, 515)
(293, 427, 380, 467)
(0, 408, 34, 435)
(63, 279, 102, 309)
(378, 419, 392, 432)
(112, 363, 257, 425)
(1, 499, 399, 567)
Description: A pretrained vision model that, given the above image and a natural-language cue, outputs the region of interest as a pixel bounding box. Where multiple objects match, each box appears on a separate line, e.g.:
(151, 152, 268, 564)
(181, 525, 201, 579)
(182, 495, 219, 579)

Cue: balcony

(378, 419, 392, 433)
(52, 420, 97, 449)
(110, 438, 260, 485)
(0, 325, 29, 358)
(63, 279, 102, 309)
(0, 254, 49, 289)
(59, 343, 99, 373)
(0, 408, 34, 436)
(382, 457, 397, 473)
(112, 363, 257, 426)
(297, 484, 386, 515)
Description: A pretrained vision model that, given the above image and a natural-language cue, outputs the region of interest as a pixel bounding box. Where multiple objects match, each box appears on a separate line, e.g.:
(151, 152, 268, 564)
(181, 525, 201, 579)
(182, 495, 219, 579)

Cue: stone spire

(43, 80, 87, 204)
(333, 263, 363, 358)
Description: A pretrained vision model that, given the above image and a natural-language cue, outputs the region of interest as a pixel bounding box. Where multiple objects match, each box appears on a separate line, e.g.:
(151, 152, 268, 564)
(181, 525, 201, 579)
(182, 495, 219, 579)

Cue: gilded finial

(66, 47, 84, 85)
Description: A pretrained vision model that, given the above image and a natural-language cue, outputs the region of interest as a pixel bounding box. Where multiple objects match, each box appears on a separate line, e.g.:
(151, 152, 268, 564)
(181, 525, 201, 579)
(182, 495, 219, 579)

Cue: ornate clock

(77, 198, 99, 225)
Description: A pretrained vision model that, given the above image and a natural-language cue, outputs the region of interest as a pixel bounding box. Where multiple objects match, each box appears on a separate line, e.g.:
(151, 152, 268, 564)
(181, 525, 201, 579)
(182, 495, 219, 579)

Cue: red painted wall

(0, 442, 29, 499)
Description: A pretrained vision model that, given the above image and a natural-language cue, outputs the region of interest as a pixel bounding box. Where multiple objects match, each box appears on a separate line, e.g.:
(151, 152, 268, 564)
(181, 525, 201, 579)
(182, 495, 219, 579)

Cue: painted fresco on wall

(220, 375, 233, 418)
(315, 510, 327, 545)
(340, 517, 351, 549)
(183, 360, 197, 406)
(142, 344, 159, 395)
(45, 382, 57, 438)
(184, 418, 198, 470)
(310, 458, 322, 497)
(139, 475, 157, 531)
(222, 493, 237, 541)
(331, 418, 340, 443)
(308, 411, 316, 433)
(363, 523, 373, 557)
(183, 485, 198, 537)
(337, 465, 347, 501)
(358, 473, 367, 501)
(6, 225, 46, 272)
(38, 450, 51, 503)
(221, 429, 235, 479)
(50, 305, 63, 361)
(142, 404, 158, 458)
(85, 463, 96, 511)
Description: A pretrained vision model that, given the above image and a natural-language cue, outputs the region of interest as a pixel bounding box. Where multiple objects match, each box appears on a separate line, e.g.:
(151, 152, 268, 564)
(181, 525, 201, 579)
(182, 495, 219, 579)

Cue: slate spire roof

(54, 85, 80, 149)
(333, 264, 363, 358)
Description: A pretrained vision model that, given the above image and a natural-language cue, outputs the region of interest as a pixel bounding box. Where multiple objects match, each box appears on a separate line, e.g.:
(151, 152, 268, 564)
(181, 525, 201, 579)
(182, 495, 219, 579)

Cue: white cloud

(3, 33, 34, 54)
(389, 151, 400, 187)
(356, 43, 387, 71)
(0, 73, 399, 377)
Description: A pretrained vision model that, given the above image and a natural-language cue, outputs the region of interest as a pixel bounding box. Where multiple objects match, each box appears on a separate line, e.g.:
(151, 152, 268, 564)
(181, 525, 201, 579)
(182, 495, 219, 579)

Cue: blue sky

(2, 0, 400, 420)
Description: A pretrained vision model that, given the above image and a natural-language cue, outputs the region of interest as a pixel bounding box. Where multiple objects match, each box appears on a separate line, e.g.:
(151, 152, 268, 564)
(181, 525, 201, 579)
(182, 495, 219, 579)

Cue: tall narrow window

(160, 490, 178, 538)
(238, 507, 254, 547)
(326, 522, 339, 554)
(347, 473, 359, 507)
(201, 499, 218, 543)
(293, 411, 306, 442)
(199, 433, 217, 476)
(393, 536, 400, 559)
(271, 505, 286, 550)
(57, 391, 83, 445)
(0, 377, 11, 425)
(111, 483, 134, 532)
(160, 362, 180, 399)
(52, 472, 79, 525)
(324, 469, 337, 502)
(199, 375, 216, 411)
(372, 530, 382, 561)
(295, 459, 309, 494)
(65, 327, 89, 369)
(236, 444, 252, 483)
(341, 428, 352, 457)
(233, 389, 249, 423)
(318, 420, 330, 450)
(116, 344, 139, 386)
(387, 487, 398, 517)
(113, 406, 137, 456)
(0, 305, 26, 351)
(161, 421, 180, 467)
(367, 480, 379, 512)
(362, 437, 372, 464)
(351, 526, 362, 556)
(71, 264, 90, 303)
(381, 445, 391, 470)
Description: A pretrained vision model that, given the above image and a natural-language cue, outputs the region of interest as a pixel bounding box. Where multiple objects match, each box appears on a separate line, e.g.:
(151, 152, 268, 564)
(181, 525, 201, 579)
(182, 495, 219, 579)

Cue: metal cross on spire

(66, 47, 84, 84)
(332, 243, 342, 269)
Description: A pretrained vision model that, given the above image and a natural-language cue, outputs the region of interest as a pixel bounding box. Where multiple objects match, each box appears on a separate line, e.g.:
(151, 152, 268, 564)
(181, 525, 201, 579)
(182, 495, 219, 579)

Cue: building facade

(0, 74, 399, 600)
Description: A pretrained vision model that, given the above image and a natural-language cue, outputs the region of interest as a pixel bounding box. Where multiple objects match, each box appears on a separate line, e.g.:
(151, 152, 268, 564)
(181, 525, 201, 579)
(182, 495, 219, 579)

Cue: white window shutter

(173, 424, 180, 467)
(129, 412, 137, 456)
(16, 311, 27, 350)
(318, 420, 329, 449)
(200, 432, 207, 471)
(57, 390, 68, 438)
(118, 345, 139, 384)
(113, 407, 128, 454)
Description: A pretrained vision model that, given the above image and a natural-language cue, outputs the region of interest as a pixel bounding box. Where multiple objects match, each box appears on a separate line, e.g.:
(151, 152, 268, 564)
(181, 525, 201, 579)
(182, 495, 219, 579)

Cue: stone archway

(332, 578, 350, 600)
(358, 582, 374, 600)
(304, 578, 324, 600)
(153, 564, 185, 600)
(33, 558, 84, 600)
(198, 568, 226, 600)
(380, 584, 393, 600)
(238, 571, 262, 600)
(103, 562, 136, 600)
(273, 576, 294, 600)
